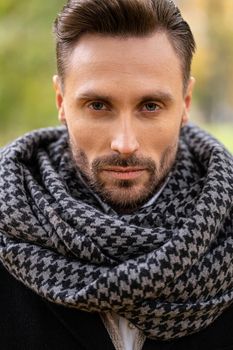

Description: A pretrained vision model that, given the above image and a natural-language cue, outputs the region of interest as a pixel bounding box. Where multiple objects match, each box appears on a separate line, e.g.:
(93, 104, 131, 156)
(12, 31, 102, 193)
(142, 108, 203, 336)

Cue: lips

(102, 167, 146, 180)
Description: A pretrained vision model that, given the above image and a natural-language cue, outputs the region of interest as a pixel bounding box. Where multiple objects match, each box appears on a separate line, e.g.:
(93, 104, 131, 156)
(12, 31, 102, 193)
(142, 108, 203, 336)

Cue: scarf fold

(0, 124, 233, 340)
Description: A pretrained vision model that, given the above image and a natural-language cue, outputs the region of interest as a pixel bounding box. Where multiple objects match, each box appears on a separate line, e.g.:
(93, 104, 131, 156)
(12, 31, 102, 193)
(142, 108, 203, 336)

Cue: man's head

(53, 0, 196, 212)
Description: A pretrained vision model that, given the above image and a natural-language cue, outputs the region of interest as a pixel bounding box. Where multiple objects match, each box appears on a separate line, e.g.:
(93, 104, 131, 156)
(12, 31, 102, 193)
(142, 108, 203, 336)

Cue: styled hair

(54, 0, 196, 88)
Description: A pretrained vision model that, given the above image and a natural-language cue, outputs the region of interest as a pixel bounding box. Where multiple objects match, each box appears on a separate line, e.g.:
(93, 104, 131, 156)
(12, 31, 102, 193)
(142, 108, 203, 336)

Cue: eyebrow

(138, 93, 174, 105)
(76, 92, 113, 104)
(75, 90, 174, 105)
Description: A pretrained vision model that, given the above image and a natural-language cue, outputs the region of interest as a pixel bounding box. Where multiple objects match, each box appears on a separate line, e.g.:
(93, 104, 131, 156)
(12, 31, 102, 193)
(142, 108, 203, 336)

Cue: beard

(69, 139, 178, 214)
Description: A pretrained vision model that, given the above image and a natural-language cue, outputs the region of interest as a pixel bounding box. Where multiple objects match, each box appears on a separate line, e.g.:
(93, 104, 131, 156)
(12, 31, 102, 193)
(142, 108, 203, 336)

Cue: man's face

(54, 32, 194, 212)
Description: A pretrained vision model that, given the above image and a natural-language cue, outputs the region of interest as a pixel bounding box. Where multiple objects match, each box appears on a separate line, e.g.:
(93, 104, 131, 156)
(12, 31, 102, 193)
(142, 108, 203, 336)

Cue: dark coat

(1, 263, 233, 350)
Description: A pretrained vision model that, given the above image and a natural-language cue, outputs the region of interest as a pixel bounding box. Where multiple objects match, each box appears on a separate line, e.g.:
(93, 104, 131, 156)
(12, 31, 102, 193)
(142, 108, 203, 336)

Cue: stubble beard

(69, 140, 178, 214)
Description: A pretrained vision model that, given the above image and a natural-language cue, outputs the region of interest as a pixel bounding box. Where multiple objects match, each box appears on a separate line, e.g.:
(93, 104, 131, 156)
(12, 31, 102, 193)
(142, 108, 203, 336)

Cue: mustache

(91, 154, 156, 172)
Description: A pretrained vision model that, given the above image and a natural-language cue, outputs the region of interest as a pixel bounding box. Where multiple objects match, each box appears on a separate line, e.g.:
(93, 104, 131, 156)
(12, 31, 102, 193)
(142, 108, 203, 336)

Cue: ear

(53, 75, 66, 125)
(181, 77, 195, 127)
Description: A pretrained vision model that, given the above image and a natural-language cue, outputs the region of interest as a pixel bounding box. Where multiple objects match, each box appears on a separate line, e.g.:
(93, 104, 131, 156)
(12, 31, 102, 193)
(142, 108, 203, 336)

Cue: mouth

(101, 167, 146, 180)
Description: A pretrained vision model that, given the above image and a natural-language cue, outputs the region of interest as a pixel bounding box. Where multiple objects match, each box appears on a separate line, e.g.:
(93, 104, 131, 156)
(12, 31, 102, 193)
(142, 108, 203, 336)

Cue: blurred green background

(0, 0, 233, 151)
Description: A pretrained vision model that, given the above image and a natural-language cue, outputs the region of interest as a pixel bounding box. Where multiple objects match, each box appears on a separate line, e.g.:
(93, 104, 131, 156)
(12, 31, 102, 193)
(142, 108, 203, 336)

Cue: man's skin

(53, 31, 195, 212)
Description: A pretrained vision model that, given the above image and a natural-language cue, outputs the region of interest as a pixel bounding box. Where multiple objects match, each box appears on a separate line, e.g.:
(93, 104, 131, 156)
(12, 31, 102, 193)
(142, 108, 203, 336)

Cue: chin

(98, 182, 154, 211)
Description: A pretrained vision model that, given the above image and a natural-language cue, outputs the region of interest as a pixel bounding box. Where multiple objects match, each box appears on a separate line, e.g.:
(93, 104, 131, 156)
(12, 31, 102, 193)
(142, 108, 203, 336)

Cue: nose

(111, 117, 139, 156)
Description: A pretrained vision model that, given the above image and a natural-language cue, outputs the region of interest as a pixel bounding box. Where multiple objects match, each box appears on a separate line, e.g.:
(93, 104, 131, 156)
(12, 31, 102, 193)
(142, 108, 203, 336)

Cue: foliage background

(0, 0, 233, 151)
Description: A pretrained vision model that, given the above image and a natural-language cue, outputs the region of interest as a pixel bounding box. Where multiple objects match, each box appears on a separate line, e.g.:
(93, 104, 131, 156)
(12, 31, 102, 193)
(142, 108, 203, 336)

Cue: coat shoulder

(0, 263, 114, 350)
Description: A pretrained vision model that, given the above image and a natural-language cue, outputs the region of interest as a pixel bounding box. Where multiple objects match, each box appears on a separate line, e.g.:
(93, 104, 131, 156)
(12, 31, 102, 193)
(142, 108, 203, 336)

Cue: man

(0, 0, 233, 349)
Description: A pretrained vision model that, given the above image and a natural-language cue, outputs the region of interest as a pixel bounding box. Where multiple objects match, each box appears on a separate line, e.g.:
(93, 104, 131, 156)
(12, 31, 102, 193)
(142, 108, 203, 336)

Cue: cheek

(140, 119, 181, 155)
(67, 119, 109, 163)
(72, 125, 93, 146)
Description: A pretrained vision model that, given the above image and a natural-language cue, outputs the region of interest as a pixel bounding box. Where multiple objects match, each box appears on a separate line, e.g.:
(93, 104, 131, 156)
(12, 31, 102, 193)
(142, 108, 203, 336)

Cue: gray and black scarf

(0, 124, 233, 340)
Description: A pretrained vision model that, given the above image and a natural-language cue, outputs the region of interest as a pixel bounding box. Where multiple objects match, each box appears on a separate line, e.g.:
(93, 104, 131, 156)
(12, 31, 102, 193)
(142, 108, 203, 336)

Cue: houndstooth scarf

(0, 124, 233, 340)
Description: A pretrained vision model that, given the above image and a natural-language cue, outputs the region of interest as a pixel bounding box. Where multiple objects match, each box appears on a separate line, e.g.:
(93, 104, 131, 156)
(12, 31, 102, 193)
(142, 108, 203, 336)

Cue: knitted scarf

(0, 124, 233, 340)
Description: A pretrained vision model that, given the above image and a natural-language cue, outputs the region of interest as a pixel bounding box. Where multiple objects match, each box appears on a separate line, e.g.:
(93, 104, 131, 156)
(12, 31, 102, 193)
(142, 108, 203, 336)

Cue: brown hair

(54, 0, 196, 89)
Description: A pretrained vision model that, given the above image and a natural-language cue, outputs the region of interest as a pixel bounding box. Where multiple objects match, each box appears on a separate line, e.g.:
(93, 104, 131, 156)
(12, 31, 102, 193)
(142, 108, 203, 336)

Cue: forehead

(65, 32, 183, 96)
